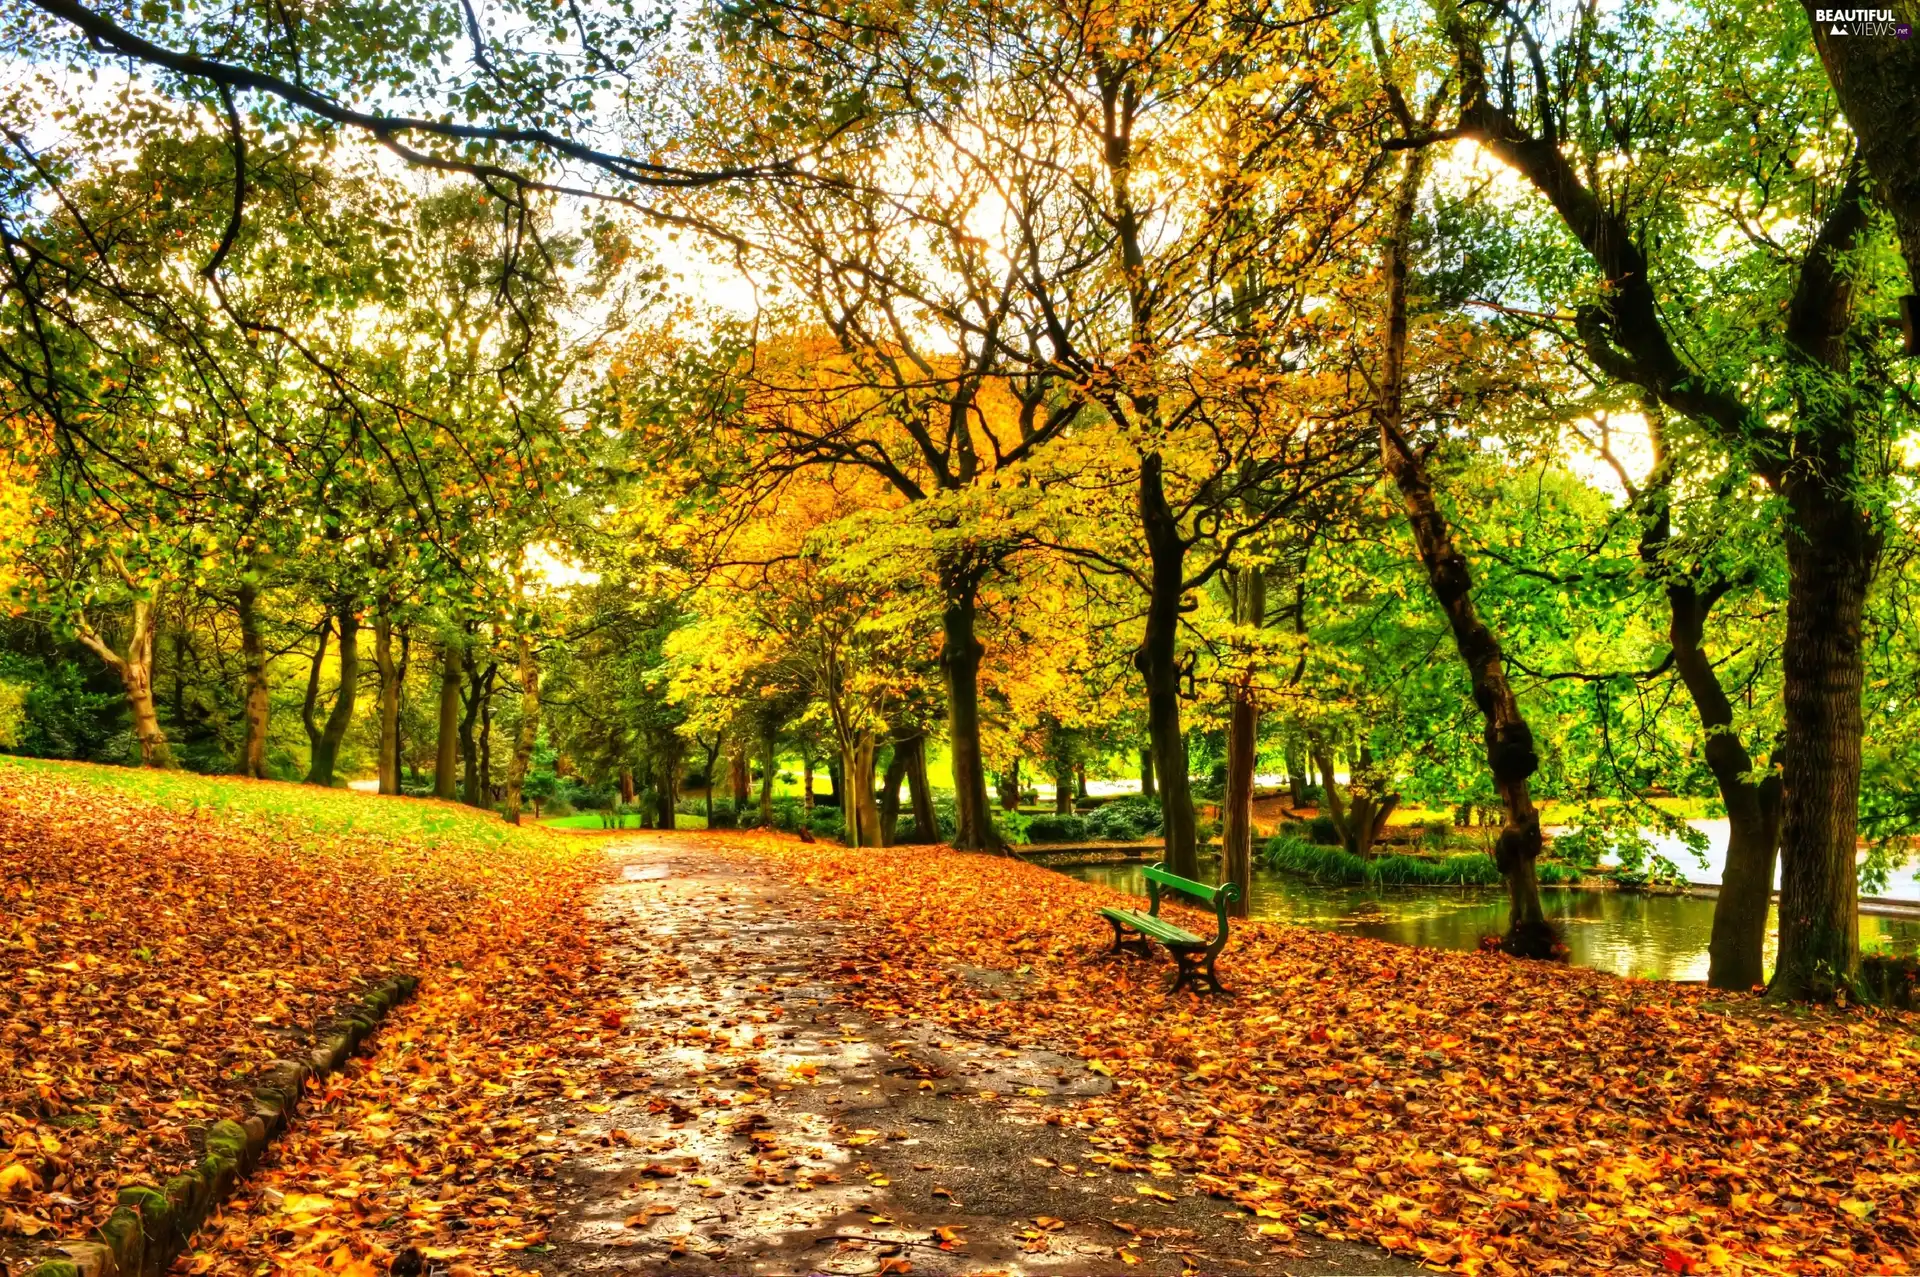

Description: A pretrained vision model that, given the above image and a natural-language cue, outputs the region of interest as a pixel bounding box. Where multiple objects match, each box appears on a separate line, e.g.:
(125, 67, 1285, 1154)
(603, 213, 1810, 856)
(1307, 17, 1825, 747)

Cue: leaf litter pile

(0, 758, 604, 1274)
(731, 834, 1920, 1276)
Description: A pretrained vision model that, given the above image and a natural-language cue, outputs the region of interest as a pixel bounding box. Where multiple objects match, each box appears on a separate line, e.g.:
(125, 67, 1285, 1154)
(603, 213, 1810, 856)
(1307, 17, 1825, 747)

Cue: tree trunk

(480, 681, 493, 805)
(803, 750, 815, 813)
(897, 733, 937, 844)
(621, 766, 636, 805)
(758, 734, 775, 826)
(1285, 744, 1308, 809)
(503, 632, 539, 826)
(656, 751, 678, 830)
(459, 655, 488, 807)
(1139, 747, 1156, 799)
(1223, 693, 1257, 919)
(879, 743, 909, 846)
(305, 605, 358, 787)
(1076, 762, 1088, 802)
(997, 759, 1022, 812)
(375, 605, 400, 796)
(394, 625, 410, 785)
(77, 584, 171, 768)
(1770, 482, 1878, 999)
(1374, 151, 1552, 956)
(843, 734, 882, 847)
(236, 578, 269, 779)
(122, 613, 168, 769)
(730, 744, 751, 808)
(1804, 8, 1920, 354)
(940, 578, 1003, 851)
(1136, 452, 1199, 878)
(435, 639, 462, 800)
(1053, 759, 1074, 814)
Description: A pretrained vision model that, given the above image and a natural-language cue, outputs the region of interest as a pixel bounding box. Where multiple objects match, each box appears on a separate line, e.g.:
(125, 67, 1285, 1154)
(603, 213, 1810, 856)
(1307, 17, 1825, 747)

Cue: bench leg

(1169, 949, 1228, 996)
(1106, 918, 1153, 960)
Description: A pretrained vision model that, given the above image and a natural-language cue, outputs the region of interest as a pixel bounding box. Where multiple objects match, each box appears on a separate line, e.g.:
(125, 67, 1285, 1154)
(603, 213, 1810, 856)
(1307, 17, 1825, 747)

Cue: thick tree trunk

(879, 743, 909, 846)
(940, 579, 1002, 851)
(305, 606, 358, 787)
(730, 744, 751, 808)
(503, 632, 539, 826)
(1053, 759, 1074, 814)
(374, 606, 400, 796)
(843, 734, 882, 847)
(1075, 763, 1088, 802)
(1139, 747, 1156, 799)
(435, 639, 462, 800)
(1770, 483, 1878, 999)
(1223, 694, 1257, 919)
(1375, 152, 1552, 956)
(621, 766, 636, 806)
(237, 579, 269, 779)
(1137, 452, 1199, 878)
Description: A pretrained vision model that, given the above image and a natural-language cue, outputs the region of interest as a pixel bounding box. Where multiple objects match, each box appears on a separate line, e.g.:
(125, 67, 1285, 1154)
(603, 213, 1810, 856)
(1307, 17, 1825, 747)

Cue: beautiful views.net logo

(1813, 8, 1913, 36)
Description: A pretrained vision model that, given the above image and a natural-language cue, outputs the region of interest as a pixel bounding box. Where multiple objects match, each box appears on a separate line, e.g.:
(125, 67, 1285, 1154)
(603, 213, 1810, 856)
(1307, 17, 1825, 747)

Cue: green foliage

(1085, 795, 1162, 841)
(1306, 815, 1338, 846)
(995, 809, 1031, 845)
(1261, 834, 1506, 886)
(1025, 812, 1088, 843)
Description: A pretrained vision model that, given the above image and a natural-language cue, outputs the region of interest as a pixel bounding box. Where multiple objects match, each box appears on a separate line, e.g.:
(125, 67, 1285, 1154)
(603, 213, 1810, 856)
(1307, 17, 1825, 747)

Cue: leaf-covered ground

(732, 836, 1920, 1276)
(0, 758, 600, 1267)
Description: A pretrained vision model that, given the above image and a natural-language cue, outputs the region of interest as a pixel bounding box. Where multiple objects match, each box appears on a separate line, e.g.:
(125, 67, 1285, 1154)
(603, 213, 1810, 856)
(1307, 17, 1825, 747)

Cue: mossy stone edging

(26, 973, 418, 1277)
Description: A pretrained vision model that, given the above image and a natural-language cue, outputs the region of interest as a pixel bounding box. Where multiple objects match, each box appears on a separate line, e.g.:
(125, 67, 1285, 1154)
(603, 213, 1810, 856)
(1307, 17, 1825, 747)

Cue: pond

(1059, 858, 1920, 983)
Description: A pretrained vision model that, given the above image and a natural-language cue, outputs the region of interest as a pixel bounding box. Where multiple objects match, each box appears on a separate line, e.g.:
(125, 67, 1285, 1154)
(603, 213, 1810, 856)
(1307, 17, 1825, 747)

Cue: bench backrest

(1142, 862, 1240, 918)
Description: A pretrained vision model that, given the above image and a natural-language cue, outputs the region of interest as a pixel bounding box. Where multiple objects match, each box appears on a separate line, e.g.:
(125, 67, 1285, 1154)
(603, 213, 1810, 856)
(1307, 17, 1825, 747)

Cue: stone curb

(24, 973, 419, 1277)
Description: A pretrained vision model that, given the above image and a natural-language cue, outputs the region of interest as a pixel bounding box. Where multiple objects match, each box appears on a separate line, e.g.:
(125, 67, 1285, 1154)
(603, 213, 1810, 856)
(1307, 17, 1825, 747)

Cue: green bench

(1098, 862, 1240, 995)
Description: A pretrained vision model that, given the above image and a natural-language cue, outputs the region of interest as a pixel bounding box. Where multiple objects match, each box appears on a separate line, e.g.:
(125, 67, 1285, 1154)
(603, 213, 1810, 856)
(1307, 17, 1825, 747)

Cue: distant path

(518, 838, 1417, 1276)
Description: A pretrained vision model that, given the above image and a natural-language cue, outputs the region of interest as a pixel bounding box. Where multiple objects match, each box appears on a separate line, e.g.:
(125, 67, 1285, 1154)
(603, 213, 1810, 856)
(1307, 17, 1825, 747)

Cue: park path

(516, 837, 1417, 1277)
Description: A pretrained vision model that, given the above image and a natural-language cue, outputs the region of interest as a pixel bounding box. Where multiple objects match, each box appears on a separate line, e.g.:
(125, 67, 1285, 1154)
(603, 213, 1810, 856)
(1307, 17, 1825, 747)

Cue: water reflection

(1062, 860, 1920, 983)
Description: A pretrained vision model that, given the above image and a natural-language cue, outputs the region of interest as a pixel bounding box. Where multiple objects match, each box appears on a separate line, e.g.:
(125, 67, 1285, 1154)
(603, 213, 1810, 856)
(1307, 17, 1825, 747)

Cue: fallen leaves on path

(726, 833, 1920, 1276)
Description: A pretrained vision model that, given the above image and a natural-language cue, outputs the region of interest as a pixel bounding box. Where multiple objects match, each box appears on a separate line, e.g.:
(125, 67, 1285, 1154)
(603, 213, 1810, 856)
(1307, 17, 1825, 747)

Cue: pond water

(1061, 858, 1920, 983)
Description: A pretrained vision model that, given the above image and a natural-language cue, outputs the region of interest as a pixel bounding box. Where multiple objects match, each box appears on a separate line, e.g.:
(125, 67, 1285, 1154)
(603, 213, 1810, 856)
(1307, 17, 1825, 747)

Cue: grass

(539, 810, 709, 830)
(1260, 834, 1590, 887)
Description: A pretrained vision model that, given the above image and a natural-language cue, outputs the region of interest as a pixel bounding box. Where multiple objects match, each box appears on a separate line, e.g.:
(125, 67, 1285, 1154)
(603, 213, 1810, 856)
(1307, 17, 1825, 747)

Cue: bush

(1086, 795, 1162, 841)
(1026, 812, 1087, 843)
(544, 798, 575, 819)
(1194, 816, 1218, 844)
(1261, 835, 1504, 886)
(707, 799, 738, 829)
(1535, 860, 1586, 885)
(809, 808, 846, 841)
(996, 810, 1032, 845)
(1420, 818, 1454, 848)
(1306, 814, 1339, 845)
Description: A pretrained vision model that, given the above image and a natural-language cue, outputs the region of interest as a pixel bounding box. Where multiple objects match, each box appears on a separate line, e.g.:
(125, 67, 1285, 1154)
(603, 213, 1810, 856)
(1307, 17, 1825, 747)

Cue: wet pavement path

(522, 839, 1418, 1277)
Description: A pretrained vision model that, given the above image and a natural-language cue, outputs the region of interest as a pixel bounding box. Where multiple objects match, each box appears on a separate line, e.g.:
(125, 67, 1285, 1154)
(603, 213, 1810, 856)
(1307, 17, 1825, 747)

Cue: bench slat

(1099, 907, 1203, 947)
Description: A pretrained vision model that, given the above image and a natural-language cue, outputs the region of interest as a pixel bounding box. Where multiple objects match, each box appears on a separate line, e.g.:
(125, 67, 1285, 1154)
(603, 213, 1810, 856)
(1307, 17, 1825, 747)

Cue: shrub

(809, 808, 846, 841)
(1025, 813, 1088, 843)
(1420, 818, 1454, 848)
(1086, 795, 1163, 841)
(1307, 814, 1339, 845)
(1194, 816, 1219, 843)
(1261, 835, 1503, 886)
(1535, 860, 1585, 885)
(544, 798, 575, 819)
(996, 809, 1032, 845)
(707, 799, 738, 829)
